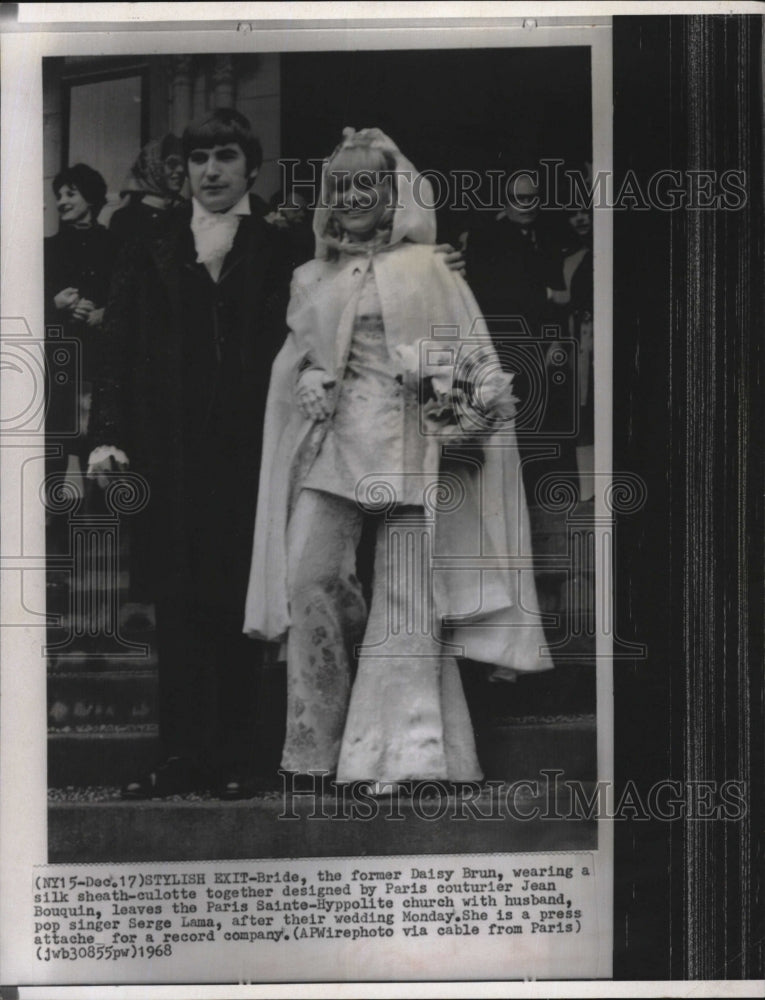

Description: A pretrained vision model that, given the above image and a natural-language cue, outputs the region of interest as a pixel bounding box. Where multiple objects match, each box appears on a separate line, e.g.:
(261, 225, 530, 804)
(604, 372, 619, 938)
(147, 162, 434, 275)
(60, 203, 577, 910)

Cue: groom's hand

(434, 243, 466, 277)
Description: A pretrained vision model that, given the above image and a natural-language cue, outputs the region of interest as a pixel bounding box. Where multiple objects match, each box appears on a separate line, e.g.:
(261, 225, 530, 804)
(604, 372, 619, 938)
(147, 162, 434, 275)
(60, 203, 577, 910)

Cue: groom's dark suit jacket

(93, 196, 294, 620)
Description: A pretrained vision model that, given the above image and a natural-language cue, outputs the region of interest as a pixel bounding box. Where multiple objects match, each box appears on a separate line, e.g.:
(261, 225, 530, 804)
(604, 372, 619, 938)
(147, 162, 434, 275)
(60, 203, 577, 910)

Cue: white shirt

(190, 193, 251, 282)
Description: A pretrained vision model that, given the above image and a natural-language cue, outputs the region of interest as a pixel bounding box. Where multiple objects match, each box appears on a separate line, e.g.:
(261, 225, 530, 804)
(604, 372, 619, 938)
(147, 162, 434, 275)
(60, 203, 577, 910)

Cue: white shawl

(243, 130, 552, 677)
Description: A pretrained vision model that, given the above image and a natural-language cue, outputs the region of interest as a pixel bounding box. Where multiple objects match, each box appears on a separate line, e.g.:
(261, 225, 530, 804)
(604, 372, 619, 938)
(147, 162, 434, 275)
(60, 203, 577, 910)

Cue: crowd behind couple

(44, 108, 594, 801)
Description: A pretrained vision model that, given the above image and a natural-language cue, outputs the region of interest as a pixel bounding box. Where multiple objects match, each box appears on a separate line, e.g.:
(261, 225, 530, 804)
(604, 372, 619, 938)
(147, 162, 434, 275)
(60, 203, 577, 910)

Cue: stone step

(47, 604, 156, 670)
(46, 621, 596, 663)
(48, 728, 160, 788)
(48, 716, 596, 789)
(48, 782, 598, 864)
(48, 670, 158, 728)
(45, 614, 593, 671)
(46, 571, 131, 613)
(478, 718, 596, 782)
(47, 642, 157, 672)
(46, 600, 155, 631)
(46, 653, 596, 730)
(46, 647, 596, 719)
(463, 664, 595, 720)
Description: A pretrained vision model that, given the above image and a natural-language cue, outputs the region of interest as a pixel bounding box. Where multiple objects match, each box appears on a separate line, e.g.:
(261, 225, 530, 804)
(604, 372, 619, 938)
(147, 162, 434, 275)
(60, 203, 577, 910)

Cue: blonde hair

(323, 142, 398, 250)
(326, 144, 396, 186)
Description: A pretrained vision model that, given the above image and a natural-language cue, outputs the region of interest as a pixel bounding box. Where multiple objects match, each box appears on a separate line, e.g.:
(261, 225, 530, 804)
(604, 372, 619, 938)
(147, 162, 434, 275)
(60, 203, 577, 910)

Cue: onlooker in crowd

(465, 167, 565, 340)
(109, 134, 186, 242)
(44, 163, 122, 495)
(555, 204, 594, 499)
(464, 166, 571, 496)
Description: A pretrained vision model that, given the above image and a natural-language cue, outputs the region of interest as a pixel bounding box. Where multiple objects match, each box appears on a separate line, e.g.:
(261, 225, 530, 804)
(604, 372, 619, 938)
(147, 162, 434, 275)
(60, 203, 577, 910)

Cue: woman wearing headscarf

(109, 134, 186, 242)
(245, 128, 552, 789)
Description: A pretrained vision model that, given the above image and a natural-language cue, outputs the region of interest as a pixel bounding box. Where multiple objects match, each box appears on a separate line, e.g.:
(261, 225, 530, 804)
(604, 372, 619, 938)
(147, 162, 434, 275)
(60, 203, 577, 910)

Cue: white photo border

(1, 12, 613, 995)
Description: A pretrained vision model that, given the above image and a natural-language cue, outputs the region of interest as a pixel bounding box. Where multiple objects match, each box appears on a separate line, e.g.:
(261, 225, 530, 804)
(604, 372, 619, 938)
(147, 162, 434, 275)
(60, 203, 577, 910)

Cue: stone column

(169, 55, 192, 135)
(212, 55, 235, 109)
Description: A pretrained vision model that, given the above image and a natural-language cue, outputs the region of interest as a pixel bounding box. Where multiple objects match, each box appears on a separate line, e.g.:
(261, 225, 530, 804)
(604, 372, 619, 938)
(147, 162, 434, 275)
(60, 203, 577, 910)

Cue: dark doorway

(281, 46, 592, 240)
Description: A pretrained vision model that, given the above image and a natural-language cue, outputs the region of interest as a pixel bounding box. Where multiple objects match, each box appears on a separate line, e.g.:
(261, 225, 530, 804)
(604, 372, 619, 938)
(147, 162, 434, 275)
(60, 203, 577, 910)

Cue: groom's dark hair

(182, 108, 263, 174)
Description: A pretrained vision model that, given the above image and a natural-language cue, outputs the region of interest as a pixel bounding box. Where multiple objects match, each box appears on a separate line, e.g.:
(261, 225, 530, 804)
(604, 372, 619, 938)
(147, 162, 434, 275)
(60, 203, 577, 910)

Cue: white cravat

(190, 193, 251, 282)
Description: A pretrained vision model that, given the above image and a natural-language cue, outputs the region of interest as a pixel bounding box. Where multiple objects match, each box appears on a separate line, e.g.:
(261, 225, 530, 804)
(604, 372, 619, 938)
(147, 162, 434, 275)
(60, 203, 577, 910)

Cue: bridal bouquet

(393, 342, 518, 442)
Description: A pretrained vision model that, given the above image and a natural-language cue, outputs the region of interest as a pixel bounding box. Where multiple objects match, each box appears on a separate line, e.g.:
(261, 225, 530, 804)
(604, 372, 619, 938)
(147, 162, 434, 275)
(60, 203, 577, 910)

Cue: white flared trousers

(283, 488, 482, 782)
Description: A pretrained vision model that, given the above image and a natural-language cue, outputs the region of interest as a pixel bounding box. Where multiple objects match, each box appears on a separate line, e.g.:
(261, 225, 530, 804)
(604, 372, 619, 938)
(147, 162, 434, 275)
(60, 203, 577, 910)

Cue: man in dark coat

(465, 167, 573, 496)
(89, 109, 293, 798)
(465, 168, 565, 341)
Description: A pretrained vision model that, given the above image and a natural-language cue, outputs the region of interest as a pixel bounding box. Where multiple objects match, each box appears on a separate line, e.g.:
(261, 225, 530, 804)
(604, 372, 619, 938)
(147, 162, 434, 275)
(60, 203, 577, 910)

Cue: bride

(244, 127, 551, 787)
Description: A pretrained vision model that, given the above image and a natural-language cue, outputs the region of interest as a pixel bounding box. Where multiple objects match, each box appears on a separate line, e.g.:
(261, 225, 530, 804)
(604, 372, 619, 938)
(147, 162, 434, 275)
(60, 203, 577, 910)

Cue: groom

(89, 109, 293, 798)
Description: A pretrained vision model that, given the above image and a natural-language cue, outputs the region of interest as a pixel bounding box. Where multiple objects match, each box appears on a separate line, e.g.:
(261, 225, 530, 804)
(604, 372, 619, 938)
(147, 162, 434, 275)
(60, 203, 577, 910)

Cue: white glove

(87, 445, 129, 488)
(296, 369, 336, 421)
